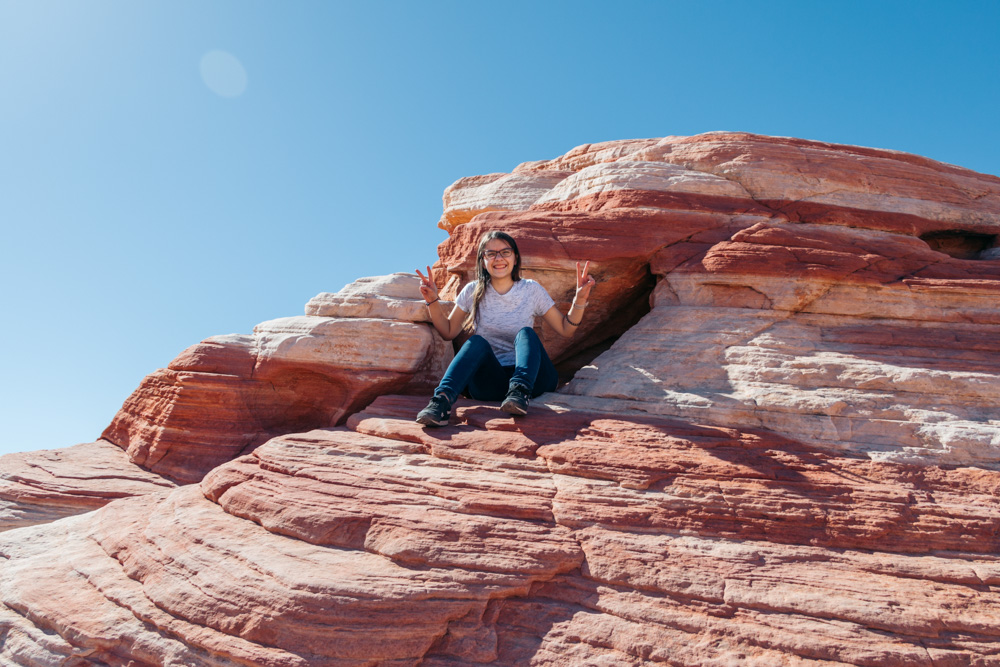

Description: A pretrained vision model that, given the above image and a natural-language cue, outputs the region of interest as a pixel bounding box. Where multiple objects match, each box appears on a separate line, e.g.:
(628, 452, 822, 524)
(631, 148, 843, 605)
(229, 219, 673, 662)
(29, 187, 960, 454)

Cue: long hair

(463, 231, 522, 334)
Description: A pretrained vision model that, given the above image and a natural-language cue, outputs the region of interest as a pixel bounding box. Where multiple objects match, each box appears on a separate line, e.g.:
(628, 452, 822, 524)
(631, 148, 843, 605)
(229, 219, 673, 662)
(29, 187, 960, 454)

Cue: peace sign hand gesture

(415, 265, 439, 304)
(575, 261, 596, 303)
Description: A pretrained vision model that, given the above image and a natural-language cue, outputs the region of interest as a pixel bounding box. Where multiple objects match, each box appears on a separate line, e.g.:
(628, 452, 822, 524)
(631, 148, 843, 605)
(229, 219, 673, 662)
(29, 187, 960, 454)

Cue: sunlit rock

(3, 132, 1000, 665)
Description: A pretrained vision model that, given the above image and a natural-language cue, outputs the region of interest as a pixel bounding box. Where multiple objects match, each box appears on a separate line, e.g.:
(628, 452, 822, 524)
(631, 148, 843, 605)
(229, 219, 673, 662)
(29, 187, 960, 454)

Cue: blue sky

(2, 0, 998, 457)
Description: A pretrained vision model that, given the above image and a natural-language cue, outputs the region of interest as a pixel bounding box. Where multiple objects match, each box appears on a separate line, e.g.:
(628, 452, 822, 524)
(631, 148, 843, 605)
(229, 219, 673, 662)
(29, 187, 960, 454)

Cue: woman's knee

(514, 327, 540, 344)
(462, 335, 490, 352)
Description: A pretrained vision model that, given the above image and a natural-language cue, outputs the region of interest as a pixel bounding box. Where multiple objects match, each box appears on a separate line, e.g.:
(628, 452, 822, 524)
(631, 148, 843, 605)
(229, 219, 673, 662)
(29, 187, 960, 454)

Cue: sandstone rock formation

(436, 132, 1000, 468)
(3, 397, 999, 665)
(2, 132, 999, 665)
(103, 272, 452, 484)
(0, 273, 451, 530)
(0, 440, 176, 531)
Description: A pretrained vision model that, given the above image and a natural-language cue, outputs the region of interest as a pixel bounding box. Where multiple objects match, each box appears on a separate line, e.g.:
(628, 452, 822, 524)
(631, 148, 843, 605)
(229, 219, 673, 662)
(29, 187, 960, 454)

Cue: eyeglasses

(483, 249, 514, 260)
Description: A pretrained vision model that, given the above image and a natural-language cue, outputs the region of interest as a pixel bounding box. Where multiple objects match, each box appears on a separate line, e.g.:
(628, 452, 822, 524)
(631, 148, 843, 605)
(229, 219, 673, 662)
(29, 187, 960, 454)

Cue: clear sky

(2, 0, 998, 457)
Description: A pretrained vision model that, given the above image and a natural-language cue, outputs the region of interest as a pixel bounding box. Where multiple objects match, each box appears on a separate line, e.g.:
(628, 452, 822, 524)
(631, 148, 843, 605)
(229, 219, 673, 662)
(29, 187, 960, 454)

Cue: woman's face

(482, 238, 516, 281)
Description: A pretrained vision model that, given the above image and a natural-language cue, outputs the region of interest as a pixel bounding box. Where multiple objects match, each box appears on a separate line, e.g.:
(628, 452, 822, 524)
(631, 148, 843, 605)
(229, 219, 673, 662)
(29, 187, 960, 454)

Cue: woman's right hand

(415, 265, 439, 303)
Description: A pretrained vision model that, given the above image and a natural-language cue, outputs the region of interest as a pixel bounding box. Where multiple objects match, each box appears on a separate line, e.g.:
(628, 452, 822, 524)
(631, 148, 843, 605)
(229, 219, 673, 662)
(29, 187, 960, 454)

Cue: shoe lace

(509, 385, 529, 400)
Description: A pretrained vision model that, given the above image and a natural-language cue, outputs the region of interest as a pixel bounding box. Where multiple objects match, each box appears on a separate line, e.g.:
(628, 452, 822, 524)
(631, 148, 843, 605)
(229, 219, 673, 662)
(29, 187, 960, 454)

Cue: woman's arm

(543, 261, 596, 338)
(429, 302, 466, 341)
(416, 266, 467, 341)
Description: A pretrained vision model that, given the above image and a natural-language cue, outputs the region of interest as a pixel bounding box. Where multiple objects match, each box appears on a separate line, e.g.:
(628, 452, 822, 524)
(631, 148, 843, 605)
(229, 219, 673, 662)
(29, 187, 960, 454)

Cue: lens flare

(199, 50, 248, 98)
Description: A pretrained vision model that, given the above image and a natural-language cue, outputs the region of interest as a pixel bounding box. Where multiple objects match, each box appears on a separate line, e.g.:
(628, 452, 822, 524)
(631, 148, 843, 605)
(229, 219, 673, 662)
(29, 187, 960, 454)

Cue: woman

(414, 230, 596, 426)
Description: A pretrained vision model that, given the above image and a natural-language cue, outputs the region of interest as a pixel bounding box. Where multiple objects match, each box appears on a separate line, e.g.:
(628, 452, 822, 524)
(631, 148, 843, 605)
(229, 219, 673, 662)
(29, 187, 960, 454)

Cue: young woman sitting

(414, 230, 596, 426)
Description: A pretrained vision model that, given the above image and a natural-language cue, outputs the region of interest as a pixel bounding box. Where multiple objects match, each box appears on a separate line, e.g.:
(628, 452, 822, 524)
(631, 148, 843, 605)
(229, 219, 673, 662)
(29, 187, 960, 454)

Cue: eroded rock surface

(3, 132, 1000, 665)
(0, 440, 176, 531)
(101, 272, 451, 485)
(0, 273, 451, 530)
(2, 396, 998, 665)
(435, 132, 1000, 468)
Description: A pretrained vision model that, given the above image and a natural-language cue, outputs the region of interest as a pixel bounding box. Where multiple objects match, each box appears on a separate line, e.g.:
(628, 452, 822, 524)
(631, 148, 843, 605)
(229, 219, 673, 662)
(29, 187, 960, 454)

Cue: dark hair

(463, 231, 521, 334)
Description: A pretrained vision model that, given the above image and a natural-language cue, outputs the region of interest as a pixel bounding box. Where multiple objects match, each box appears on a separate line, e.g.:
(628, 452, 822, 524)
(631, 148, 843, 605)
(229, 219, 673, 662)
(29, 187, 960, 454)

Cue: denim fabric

(435, 327, 558, 403)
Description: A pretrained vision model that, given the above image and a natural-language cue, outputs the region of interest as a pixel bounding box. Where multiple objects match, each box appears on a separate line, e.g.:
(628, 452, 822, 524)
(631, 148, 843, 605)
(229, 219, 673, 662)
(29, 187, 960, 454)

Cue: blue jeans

(435, 327, 558, 404)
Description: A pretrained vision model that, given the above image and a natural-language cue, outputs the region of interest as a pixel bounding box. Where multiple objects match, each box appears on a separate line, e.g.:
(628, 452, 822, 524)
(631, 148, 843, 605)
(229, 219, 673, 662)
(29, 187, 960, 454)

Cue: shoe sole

(416, 413, 450, 427)
(500, 400, 528, 416)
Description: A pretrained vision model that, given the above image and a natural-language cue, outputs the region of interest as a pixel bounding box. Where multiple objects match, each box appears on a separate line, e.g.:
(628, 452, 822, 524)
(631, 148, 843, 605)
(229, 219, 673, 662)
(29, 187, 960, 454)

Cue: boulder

(101, 273, 452, 484)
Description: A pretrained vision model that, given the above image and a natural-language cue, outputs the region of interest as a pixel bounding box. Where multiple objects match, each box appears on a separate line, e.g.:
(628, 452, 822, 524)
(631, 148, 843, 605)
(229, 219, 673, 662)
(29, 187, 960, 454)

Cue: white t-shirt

(455, 279, 555, 365)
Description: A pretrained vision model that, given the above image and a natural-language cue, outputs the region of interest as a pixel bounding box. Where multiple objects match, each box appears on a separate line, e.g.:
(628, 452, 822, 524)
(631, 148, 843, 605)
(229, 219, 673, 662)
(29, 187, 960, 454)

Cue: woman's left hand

(575, 261, 596, 302)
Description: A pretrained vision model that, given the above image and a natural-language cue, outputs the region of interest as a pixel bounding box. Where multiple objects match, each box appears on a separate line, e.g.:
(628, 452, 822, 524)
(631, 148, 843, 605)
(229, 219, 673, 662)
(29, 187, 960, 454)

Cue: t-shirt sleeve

(531, 281, 555, 317)
(454, 282, 475, 313)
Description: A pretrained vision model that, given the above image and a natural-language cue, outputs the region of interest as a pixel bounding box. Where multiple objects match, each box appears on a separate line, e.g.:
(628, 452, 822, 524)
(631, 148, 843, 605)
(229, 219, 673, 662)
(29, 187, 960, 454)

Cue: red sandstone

(2, 132, 999, 665)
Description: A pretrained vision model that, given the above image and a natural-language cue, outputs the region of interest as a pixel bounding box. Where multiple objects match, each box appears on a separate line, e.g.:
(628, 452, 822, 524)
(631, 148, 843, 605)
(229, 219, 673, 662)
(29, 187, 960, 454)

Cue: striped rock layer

(0, 273, 451, 527)
(435, 132, 1000, 468)
(2, 132, 999, 665)
(2, 397, 998, 666)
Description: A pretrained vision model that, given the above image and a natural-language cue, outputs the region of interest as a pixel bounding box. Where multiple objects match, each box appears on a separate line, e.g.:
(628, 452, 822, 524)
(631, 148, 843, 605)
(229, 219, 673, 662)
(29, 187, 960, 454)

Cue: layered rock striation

(2, 132, 999, 665)
(0, 440, 176, 531)
(0, 273, 452, 529)
(103, 272, 453, 485)
(436, 132, 1000, 468)
(3, 397, 998, 665)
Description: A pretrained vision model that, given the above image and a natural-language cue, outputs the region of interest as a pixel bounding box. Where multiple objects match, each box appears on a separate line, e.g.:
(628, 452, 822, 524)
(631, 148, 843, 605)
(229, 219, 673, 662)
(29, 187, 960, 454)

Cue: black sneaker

(416, 394, 451, 427)
(501, 384, 530, 416)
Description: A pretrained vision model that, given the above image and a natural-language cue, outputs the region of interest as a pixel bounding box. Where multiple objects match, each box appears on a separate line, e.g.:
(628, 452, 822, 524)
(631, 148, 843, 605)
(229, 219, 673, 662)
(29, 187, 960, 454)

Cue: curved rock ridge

(443, 132, 1000, 236)
(433, 131, 1000, 468)
(2, 396, 998, 665)
(518, 132, 1000, 233)
(0, 440, 176, 532)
